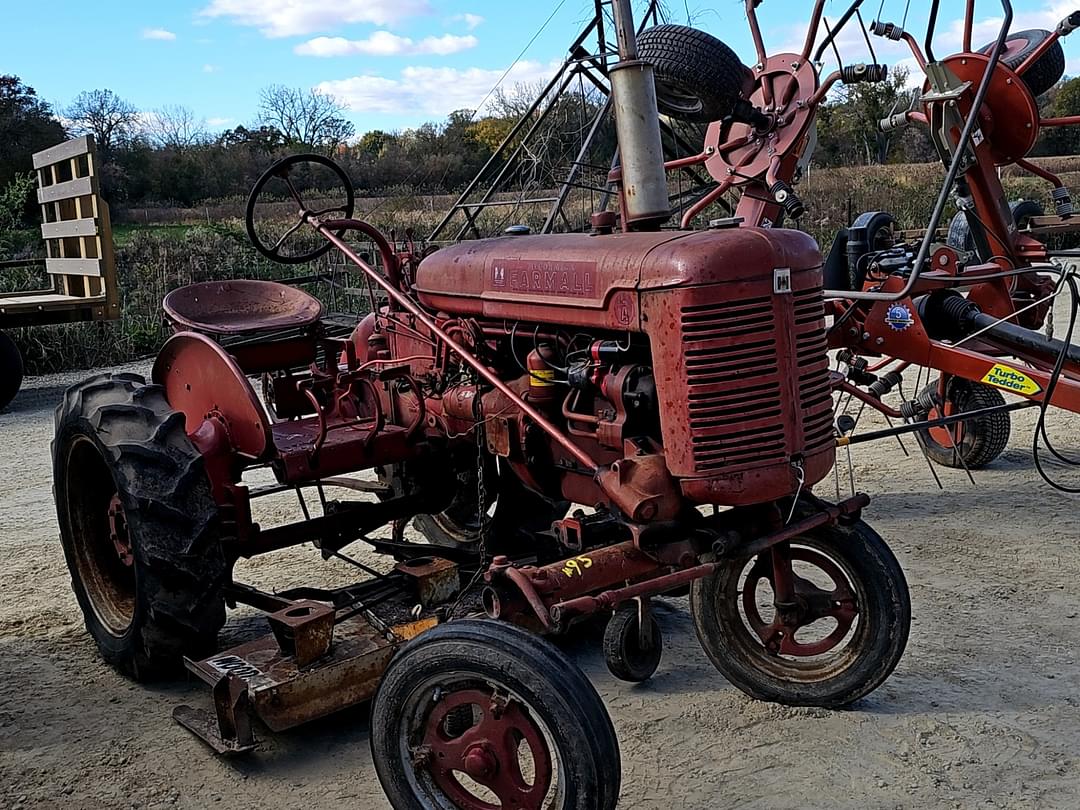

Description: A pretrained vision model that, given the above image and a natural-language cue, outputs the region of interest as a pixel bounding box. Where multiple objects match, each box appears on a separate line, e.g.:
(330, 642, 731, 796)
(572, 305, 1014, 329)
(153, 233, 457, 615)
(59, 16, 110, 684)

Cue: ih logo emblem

(773, 268, 792, 294)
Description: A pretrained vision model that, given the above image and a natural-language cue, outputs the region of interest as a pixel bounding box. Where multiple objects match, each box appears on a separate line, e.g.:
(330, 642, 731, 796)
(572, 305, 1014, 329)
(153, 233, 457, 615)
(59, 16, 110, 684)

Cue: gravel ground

(2, 320, 1080, 809)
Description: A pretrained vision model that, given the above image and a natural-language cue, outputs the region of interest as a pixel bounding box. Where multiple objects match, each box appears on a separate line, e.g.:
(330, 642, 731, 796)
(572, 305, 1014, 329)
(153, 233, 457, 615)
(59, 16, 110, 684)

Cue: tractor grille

(682, 295, 785, 473)
(681, 285, 831, 474)
(794, 286, 835, 454)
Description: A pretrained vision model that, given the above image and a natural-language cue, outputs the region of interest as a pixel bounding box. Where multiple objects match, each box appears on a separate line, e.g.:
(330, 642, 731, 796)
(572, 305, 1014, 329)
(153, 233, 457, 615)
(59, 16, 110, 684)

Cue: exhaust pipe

(610, 0, 671, 230)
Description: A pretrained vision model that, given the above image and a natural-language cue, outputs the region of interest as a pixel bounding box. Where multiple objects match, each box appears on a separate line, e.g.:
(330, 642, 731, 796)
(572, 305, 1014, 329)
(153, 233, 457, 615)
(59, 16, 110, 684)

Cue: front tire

(53, 373, 227, 680)
(690, 518, 910, 708)
(371, 619, 621, 810)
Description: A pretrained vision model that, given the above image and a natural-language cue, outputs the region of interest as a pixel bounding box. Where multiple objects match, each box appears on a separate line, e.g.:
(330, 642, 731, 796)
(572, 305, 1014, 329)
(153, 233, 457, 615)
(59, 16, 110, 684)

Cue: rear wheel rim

(402, 675, 563, 810)
(65, 436, 136, 636)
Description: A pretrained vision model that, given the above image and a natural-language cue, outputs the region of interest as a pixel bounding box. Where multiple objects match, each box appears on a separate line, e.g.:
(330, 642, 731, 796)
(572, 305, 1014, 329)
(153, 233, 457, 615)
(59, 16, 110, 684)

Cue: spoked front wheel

(691, 518, 910, 708)
(371, 619, 621, 810)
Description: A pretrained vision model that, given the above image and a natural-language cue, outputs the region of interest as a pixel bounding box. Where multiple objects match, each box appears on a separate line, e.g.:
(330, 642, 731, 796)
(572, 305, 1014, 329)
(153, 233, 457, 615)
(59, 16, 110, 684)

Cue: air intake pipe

(610, 0, 671, 230)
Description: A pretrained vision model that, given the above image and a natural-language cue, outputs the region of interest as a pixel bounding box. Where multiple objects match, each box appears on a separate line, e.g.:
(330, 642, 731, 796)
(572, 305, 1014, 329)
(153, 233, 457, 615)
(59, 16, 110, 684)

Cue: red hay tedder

(628, 0, 1080, 493)
(52, 2, 918, 808)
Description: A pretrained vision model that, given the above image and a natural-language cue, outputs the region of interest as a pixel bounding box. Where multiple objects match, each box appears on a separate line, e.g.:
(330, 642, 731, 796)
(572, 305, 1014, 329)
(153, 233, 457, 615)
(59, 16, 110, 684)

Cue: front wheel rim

(402, 675, 563, 810)
(722, 540, 869, 682)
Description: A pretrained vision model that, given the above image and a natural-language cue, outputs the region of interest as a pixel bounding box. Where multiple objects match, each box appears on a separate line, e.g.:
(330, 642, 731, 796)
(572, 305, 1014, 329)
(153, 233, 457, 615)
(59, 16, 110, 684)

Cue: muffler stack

(609, 0, 671, 229)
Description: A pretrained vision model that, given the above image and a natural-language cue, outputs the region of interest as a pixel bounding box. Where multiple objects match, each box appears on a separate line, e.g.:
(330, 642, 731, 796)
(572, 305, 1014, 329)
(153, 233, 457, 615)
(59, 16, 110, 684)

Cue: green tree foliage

(813, 67, 935, 166)
(0, 76, 66, 190)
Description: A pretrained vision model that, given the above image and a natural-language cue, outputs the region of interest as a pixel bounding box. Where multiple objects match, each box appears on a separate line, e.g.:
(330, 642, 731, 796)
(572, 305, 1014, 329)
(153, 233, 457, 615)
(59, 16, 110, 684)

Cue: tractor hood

(415, 227, 821, 331)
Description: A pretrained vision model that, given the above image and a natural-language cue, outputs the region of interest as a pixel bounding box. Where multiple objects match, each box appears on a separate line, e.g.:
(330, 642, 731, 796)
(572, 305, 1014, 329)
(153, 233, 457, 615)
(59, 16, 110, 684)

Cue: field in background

(3, 158, 1079, 376)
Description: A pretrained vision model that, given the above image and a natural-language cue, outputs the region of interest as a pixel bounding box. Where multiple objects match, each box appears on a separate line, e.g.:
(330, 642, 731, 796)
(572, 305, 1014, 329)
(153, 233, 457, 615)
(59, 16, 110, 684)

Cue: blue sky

(3, 0, 1074, 137)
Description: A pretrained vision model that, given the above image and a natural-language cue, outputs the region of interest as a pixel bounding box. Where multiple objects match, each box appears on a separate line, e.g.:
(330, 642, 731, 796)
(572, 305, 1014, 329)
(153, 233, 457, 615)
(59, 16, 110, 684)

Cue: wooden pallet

(0, 136, 120, 328)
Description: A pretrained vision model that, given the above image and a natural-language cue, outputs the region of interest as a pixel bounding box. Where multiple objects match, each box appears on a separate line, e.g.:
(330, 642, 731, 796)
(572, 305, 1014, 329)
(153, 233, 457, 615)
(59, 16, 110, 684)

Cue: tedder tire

(637, 24, 751, 123)
(371, 619, 621, 810)
(53, 373, 227, 680)
(981, 29, 1066, 97)
(690, 518, 910, 708)
(916, 378, 1011, 469)
(0, 330, 24, 410)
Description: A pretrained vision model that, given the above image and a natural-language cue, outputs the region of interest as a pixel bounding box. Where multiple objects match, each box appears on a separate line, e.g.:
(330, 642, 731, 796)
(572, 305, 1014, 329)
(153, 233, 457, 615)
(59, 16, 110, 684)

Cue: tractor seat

(163, 280, 323, 335)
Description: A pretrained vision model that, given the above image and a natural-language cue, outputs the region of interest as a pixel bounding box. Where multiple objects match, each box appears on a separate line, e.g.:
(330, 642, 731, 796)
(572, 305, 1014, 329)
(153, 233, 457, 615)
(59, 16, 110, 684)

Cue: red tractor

(52, 2, 911, 807)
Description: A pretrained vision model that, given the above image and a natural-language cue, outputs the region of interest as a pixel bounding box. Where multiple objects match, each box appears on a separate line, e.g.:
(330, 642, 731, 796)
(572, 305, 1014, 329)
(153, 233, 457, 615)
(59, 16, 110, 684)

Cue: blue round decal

(884, 303, 914, 332)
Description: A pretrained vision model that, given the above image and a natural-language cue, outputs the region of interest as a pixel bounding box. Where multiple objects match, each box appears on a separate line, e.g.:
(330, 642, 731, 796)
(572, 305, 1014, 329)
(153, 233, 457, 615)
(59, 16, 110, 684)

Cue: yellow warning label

(531, 369, 557, 387)
(981, 363, 1043, 397)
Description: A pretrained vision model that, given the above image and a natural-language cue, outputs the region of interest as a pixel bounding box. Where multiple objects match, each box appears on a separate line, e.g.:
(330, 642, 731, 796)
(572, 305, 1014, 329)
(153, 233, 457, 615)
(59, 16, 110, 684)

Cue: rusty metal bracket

(266, 600, 335, 668)
(173, 672, 256, 756)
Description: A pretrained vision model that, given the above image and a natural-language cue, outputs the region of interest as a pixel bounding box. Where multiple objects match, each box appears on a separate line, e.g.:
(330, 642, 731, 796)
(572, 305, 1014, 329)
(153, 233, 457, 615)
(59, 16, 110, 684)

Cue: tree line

(2, 69, 1078, 227)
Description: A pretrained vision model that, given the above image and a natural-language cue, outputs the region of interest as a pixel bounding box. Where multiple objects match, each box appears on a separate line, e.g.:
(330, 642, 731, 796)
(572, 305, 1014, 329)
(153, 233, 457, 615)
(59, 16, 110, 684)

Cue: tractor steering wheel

(245, 154, 356, 265)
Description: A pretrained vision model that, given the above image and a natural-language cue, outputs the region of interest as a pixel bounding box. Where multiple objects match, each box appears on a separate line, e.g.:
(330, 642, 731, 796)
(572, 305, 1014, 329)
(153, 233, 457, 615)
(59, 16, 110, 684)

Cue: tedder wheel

(371, 619, 621, 810)
(916, 378, 1011, 469)
(637, 24, 752, 123)
(690, 518, 910, 708)
(949, 200, 1045, 257)
(980, 29, 1066, 97)
(603, 601, 663, 683)
(53, 373, 227, 680)
(0, 330, 24, 410)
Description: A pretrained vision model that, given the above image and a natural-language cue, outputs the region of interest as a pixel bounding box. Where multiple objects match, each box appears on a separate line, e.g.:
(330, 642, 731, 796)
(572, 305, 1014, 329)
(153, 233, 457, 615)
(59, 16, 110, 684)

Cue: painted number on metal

(562, 556, 594, 578)
(981, 363, 1042, 397)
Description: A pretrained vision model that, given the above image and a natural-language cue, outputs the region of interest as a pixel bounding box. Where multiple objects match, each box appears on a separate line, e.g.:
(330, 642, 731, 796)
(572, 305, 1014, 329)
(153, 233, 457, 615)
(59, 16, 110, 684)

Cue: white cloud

(318, 60, 557, 117)
(207, 117, 232, 127)
(203, 64, 219, 73)
(142, 28, 177, 41)
(199, 0, 432, 38)
(296, 32, 477, 57)
(451, 13, 484, 31)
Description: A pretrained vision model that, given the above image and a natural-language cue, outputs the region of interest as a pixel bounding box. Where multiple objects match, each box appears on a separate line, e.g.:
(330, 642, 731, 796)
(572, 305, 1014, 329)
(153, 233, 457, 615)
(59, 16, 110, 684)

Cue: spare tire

(637, 24, 752, 123)
(980, 29, 1065, 96)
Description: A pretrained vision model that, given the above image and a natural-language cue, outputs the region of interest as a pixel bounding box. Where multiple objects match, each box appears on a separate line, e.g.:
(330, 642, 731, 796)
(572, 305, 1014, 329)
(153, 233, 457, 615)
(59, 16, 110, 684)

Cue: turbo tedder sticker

(981, 363, 1043, 397)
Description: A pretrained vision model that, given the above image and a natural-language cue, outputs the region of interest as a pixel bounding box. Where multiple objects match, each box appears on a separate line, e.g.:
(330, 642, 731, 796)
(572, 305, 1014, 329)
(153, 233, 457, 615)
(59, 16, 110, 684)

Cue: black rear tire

(638, 24, 752, 123)
(0, 330, 23, 410)
(690, 519, 910, 708)
(371, 619, 621, 810)
(916, 378, 1011, 469)
(980, 28, 1065, 97)
(53, 373, 227, 680)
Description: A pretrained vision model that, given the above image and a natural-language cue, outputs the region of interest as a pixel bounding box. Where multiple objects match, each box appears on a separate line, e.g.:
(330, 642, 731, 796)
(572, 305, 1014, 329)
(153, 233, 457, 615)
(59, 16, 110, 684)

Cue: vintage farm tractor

(53, 2, 912, 807)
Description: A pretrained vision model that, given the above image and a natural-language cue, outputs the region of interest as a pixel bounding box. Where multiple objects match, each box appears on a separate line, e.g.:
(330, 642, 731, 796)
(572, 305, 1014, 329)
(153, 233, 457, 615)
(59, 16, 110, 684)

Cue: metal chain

(447, 372, 491, 618)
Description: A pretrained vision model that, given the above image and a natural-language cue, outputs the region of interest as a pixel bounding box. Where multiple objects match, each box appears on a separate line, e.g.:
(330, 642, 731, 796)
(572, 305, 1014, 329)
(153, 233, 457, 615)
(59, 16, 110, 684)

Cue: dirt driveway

(2, 358, 1079, 810)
